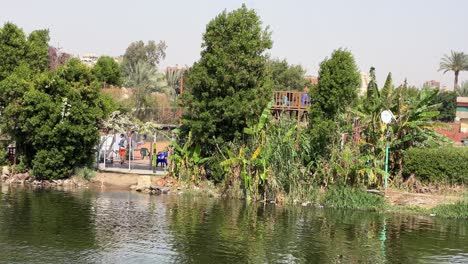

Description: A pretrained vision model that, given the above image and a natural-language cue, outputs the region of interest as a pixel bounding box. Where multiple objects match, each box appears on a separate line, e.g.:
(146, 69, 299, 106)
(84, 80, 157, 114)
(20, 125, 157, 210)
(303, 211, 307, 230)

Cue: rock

(2, 166, 10, 176)
(130, 185, 138, 190)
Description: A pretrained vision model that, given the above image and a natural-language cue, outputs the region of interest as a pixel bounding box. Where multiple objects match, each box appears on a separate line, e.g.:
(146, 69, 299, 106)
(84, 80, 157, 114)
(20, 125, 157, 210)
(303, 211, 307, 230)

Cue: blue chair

(156, 152, 168, 167)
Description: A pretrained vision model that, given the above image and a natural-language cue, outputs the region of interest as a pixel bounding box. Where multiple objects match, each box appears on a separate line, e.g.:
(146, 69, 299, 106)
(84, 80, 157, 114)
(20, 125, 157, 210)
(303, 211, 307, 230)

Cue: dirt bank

(384, 189, 463, 209)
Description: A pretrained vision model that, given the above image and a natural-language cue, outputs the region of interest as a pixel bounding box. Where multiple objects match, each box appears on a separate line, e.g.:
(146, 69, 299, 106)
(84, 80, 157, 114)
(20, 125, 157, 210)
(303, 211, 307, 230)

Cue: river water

(0, 185, 467, 264)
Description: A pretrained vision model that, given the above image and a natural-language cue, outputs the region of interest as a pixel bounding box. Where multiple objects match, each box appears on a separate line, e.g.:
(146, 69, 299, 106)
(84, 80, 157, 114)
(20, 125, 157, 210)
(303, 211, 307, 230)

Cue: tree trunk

(455, 71, 459, 90)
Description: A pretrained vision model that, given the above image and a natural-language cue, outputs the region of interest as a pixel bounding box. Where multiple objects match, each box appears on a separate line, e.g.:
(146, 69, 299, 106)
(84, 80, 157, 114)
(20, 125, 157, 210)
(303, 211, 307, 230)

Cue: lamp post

(380, 110, 394, 192)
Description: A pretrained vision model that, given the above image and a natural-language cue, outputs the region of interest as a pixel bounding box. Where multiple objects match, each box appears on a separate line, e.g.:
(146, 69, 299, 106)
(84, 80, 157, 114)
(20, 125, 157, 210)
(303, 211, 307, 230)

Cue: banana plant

(170, 131, 210, 184)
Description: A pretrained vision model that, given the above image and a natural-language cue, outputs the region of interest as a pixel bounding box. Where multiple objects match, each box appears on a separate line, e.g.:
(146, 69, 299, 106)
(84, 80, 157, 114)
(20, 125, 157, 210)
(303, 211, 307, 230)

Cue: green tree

(181, 4, 273, 154)
(121, 40, 167, 75)
(166, 68, 185, 101)
(430, 90, 456, 122)
(124, 60, 167, 120)
(439, 51, 468, 89)
(0, 23, 50, 80)
(308, 49, 360, 160)
(92, 56, 122, 86)
(0, 58, 113, 179)
(0, 22, 27, 80)
(267, 58, 309, 90)
(26, 29, 50, 73)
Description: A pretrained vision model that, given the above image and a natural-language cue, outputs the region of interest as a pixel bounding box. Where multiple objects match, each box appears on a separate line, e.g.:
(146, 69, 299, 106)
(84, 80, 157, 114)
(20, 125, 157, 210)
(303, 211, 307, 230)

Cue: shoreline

(2, 171, 467, 219)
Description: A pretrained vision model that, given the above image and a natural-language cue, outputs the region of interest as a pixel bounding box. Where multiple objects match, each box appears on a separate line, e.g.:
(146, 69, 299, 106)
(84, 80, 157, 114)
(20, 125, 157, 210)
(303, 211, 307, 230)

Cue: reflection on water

(0, 185, 467, 264)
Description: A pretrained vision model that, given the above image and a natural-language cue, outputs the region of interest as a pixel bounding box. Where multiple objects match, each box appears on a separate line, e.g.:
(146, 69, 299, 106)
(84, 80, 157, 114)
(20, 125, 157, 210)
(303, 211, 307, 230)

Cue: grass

(431, 201, 468, 219)
(321, 187, 387, 211)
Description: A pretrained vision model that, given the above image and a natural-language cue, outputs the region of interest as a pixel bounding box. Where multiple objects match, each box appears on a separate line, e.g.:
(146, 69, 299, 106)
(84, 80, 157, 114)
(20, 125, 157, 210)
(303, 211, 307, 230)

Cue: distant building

(79, 54, 99, 66)
(359, 72, 370, 96)
(424, 80, 441, 89)
(456, 97, 468, 132)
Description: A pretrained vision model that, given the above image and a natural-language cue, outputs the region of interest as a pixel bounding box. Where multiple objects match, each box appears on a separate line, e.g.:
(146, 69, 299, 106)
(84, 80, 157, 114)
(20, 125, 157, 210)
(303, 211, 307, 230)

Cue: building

(79, 54, 99, 66)
(424, 80, 441, 89)
(456, 97, 468, 132)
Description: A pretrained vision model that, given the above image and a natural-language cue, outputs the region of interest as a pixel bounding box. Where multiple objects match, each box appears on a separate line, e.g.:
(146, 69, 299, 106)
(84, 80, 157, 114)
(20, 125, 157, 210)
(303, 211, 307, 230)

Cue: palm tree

(456, 81, 468, 97)
(165, 68, 185, 102)
(124, 61, 167, 120)
(439, 51, 468, 89)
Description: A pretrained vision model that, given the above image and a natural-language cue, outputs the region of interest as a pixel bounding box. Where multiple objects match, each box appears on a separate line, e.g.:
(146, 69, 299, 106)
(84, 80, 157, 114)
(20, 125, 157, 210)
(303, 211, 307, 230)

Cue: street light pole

(380, 110, 394, 193)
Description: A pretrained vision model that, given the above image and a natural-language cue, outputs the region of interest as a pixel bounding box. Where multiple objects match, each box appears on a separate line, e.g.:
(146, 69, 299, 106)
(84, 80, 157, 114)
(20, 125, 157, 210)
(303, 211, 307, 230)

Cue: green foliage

(404, 147, 468, 184)
(73, 166, 96, 181)
(267, 58, 309, 91)
(124, 60, 167, 120)
(166, 68, 185, 100)
(432, 201, 468, 219)
(170, 131, 210, 184)
(121, 40, 167, 76)
(0, 146, 7, 166)
(308, 49, 360, 160)
(456, 81, 468, 96)
(0, 23, 28, 80)
(92, 56, 122, 86)
(0, 59, 112, 180)
(26, 29, 50, 73)
(322, 187, 386, 211)
(310, 49, 361, 119)
(0, 23, 49, 81)
(181, 4, 272, 154)
(430, 90, 456, 122)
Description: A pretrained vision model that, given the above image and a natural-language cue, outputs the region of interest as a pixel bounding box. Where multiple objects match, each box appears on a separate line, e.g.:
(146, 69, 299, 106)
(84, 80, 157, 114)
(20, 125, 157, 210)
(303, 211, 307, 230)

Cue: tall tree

(439, 51, 468, 89)
(181, 4, 272, 154)
(0, 23, 50, 80)
(267, 58, 309, 90)
(26, 29, 50, 73)
(308, 49, 360, 159)
(0, 23, 27, 80)
(92, 56, 122, 86)
(121, 40, 167, 75)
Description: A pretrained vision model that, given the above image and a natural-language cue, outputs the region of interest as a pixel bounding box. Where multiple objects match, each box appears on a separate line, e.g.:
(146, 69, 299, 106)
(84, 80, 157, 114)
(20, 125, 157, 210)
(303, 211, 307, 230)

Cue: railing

(272, 91, 310, 110)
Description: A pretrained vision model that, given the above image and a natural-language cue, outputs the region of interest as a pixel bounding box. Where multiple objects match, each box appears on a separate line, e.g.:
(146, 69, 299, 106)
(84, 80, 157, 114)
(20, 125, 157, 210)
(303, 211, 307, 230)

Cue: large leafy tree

(0, 59, 113, 179)
(0, 23, 50, 80)
(308, 49, 360, 160)
(268, 58, 309, 91)
(92, 56, 122, 86)
(439, 51, 468, 89)
(0, 23, 28, 80)
(121, 40, 167, 75)
(181, 4, 273, 154)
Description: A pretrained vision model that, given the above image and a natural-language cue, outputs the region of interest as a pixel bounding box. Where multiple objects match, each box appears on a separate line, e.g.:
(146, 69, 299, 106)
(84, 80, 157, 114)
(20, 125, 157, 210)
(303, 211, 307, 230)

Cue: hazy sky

(2, 0, 467, 88)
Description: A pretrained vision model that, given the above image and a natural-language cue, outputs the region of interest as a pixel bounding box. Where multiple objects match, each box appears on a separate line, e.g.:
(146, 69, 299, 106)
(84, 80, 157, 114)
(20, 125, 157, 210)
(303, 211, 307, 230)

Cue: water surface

(0, 185, 467, 263)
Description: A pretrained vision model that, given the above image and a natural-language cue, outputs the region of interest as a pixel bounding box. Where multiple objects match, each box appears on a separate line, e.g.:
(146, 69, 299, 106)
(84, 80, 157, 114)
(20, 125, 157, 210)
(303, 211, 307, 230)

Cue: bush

(404, 147, 468, 184)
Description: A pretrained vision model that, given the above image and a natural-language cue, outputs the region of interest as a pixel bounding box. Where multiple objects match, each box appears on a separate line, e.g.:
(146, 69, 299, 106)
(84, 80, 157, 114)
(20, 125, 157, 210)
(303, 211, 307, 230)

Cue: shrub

(404, 147, 468, 184)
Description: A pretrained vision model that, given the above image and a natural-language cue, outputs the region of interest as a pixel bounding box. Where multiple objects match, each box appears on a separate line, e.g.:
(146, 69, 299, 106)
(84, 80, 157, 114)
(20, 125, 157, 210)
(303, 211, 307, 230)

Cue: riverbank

(89, 171, 468, 218)
(2, 169, 467, 219)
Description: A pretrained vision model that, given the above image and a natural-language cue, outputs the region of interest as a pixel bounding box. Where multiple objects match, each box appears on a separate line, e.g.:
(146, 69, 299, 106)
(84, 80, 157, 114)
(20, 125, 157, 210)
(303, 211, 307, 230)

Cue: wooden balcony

(272, 91, 311, 111)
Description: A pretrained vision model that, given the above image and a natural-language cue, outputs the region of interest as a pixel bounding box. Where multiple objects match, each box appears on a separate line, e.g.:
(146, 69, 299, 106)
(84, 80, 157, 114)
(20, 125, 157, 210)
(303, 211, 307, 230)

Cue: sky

(1, 0, 468, 88)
